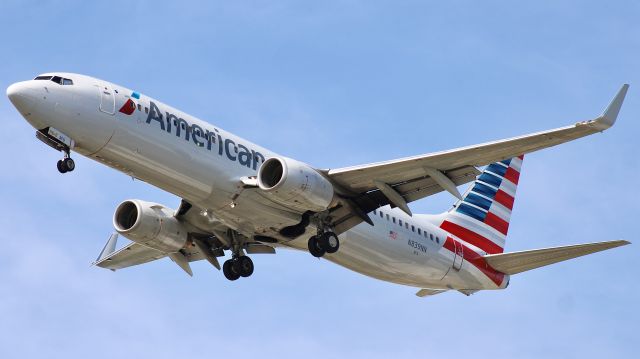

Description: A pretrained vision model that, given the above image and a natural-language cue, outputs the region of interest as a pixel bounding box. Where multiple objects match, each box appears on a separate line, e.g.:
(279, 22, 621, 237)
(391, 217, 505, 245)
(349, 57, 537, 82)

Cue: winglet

(595, 84, 629, 130)
(95, 233, 119, 264)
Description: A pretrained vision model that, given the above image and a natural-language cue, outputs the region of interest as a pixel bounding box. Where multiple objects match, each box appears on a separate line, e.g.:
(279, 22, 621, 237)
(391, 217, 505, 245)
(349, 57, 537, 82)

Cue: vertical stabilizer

(438, 155, 525, 254)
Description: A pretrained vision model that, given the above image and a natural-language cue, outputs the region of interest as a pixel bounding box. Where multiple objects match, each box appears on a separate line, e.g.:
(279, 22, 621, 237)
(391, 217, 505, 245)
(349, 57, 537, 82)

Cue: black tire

(237, 256, 254, 277)
(63, 158, 75, 172)
(57, 160, 67, 173)
(308, 235, 326, 258)
(322, 232, 340, 254)
(223, 259, 240, 281)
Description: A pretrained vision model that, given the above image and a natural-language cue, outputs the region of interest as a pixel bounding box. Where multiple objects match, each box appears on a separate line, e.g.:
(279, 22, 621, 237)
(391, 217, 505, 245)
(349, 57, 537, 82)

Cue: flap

(416, 288, 448, 297)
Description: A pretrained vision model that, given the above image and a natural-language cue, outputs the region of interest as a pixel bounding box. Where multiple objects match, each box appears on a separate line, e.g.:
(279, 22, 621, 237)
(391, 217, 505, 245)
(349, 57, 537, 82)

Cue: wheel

(63, 157, 75, 172)
(223, 259, 240, 281)
(237, 256, 254, 277)
(322, 232, 340, 254)
(308, 235, 326, 258)
(56, 160, 67, 173)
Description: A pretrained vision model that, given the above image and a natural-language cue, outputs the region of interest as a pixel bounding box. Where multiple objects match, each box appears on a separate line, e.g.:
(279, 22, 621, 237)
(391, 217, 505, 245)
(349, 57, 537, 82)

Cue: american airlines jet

(7, 73, 630, 297)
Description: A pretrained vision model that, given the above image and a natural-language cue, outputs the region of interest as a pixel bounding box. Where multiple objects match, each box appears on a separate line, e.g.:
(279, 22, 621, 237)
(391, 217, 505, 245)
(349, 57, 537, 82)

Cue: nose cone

(7, 81, 36, 114)
(7, 82, 24, 101)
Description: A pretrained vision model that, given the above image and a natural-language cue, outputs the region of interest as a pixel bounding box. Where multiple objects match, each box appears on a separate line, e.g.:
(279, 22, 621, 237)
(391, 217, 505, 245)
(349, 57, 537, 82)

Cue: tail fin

(439, 155, 524, 254)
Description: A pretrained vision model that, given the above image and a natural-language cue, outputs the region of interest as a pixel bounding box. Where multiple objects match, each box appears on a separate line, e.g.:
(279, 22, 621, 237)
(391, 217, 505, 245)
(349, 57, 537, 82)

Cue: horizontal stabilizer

(484, 240, 630, 275)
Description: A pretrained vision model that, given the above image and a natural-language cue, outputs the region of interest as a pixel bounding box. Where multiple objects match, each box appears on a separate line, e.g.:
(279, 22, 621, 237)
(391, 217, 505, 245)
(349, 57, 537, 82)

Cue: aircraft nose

(7, 81, 36, 113)
(7, 82, 24, 100)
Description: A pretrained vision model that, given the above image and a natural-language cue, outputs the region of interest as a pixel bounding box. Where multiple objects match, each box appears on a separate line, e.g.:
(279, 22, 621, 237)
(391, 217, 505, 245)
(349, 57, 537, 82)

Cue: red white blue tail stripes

(440, 155, 524, 254)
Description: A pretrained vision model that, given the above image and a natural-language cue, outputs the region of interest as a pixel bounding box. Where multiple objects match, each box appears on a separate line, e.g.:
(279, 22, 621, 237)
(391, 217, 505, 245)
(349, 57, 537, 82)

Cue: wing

(93, 235, 166, 271)
(93, 233, 227, 273)
(328, 85, 628, 233)
(94, 202, 276, 274)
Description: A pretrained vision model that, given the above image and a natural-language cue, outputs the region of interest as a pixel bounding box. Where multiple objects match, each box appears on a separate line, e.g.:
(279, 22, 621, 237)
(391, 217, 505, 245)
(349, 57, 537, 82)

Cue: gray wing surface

(327, 85, 628, 233)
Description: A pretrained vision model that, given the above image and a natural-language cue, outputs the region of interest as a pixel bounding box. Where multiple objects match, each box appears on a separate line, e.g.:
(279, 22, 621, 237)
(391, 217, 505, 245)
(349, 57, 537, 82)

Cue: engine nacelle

(257, 157, 335, 212)
(113, 199, 188, 253)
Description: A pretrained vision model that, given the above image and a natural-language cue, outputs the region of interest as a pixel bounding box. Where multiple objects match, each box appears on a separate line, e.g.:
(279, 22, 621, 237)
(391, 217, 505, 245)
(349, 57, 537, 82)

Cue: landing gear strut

(308, 231, 339, 258)
(222, 230, 255, 281)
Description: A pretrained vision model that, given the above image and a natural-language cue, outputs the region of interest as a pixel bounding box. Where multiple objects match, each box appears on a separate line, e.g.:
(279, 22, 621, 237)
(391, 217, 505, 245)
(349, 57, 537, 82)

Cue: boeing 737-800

(6, 73, 630, 296)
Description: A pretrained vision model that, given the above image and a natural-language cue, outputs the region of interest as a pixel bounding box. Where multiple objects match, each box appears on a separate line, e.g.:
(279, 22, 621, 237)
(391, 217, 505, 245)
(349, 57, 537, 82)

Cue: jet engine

(257, 157, 335, 212)
(113, 199, 188, 252)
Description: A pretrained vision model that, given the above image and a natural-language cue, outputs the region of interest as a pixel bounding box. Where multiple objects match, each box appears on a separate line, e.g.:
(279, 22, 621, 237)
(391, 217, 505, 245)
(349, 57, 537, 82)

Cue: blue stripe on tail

(471, 182, 498, 199)
(456, 203, 487, 222)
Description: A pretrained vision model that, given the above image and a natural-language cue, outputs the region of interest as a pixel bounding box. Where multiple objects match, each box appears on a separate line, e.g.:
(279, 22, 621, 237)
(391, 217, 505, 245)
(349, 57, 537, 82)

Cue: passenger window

(379, 211, 383, 218)
(430, 234, 434, 241)
(405, 223, 408, 229)
(424, 231, 428, 238)
(411, 225, 415, 232)
(418, 228, 422, 235)
(145, 107, 149, 114)
(399, 219, 402, 226)
(436, 237, 440, 244)
(137, 104, 142, 111)
(392, 217, 396, 224)
(373, 210, 376, 215)
(386, 214, 389, 221)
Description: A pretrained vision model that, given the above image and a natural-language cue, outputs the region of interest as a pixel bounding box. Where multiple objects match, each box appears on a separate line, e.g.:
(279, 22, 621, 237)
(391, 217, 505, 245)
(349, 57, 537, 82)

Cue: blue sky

(1, 1, 638, 358)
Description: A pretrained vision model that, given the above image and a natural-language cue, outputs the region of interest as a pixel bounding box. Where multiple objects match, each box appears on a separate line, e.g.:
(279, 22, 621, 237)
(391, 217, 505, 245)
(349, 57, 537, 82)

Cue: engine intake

(257, 157, 334, 212)
(113, 199, 188, 253)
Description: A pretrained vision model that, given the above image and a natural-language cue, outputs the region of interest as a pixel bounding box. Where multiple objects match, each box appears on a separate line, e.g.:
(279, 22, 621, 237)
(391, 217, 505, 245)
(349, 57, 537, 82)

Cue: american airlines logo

(129, 100, 266, 170)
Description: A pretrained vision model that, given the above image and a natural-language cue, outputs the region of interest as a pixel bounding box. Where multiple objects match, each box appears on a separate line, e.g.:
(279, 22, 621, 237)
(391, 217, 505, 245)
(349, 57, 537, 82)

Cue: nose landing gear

(35, 127, 76, 174)
(56, 155, 75, 173)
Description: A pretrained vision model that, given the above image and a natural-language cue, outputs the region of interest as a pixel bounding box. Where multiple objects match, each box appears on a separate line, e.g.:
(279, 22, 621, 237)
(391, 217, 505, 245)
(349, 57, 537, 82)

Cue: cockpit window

(36, 75, 74, 85)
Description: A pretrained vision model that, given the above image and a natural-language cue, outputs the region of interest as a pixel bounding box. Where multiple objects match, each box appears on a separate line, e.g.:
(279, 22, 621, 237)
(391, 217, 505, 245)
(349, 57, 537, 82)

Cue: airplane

(6, 73, 630, 297)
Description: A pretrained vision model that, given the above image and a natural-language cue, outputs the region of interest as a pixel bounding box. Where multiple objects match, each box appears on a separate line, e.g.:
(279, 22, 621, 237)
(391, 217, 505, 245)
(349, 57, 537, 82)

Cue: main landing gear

(222, 229, 254, 281)
(222, 255, 254, 281)
(308, 231, 339, 258)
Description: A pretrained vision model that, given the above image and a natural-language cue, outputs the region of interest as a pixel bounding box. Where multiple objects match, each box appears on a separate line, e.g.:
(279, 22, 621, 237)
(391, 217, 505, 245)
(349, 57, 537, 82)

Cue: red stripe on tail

(484, 212, 509, 235)
(442, 237, 505, 286)
(504, 167, 520, 185)
(441, 221, 503, 254)
(494, 190, 514, 210)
